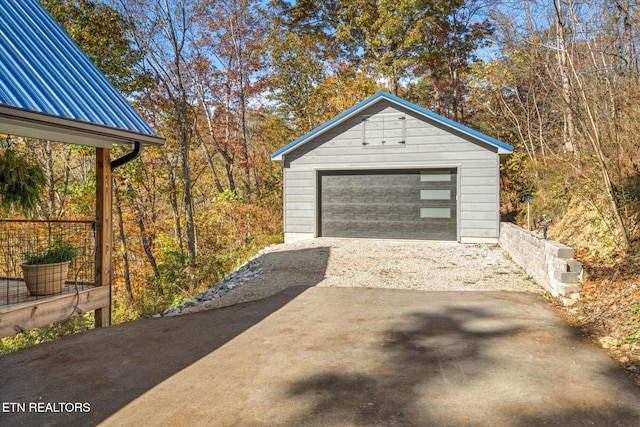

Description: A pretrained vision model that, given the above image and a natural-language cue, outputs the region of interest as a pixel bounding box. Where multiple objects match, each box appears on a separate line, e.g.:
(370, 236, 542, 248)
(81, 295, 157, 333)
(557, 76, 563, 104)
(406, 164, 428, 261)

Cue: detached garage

(271, 91, 513, 243)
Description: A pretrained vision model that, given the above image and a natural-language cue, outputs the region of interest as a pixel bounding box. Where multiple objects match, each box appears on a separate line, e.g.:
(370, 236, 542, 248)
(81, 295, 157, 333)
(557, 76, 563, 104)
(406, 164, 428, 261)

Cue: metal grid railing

(0, 219, 96, 305)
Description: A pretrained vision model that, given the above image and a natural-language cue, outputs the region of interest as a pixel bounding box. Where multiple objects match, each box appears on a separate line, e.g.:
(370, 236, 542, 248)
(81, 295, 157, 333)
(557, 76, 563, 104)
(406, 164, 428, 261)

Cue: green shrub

(623, 330, 640, 345)
(23, 237, 77, 264)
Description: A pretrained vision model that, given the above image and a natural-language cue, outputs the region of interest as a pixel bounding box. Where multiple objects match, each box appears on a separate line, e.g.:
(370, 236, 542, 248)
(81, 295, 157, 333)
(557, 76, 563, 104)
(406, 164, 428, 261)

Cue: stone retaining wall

(499, 222, 582, 304)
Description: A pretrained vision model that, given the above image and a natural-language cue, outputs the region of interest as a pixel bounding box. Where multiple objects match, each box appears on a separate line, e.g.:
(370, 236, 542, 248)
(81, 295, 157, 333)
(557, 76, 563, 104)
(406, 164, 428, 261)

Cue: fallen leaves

(553, 253, 640, 387)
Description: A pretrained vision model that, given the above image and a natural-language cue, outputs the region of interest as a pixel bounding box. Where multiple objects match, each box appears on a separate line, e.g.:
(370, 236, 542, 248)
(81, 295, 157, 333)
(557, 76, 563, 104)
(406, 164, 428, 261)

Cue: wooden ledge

(0, 286, 109, 339)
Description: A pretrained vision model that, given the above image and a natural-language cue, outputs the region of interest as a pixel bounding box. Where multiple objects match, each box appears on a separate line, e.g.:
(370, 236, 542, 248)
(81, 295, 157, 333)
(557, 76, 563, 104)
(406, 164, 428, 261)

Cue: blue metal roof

(0, 0, 163, 145)
(271, 91, 513, 160)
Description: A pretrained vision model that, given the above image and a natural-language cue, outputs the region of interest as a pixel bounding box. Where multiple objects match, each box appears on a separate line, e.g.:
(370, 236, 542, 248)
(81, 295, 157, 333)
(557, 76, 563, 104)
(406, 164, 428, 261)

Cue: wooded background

(3, 0, 640, 337)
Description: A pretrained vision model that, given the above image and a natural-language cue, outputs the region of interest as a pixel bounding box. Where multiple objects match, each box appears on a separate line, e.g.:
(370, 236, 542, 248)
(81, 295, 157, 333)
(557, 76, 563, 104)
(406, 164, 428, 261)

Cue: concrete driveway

(1, 288, 639, 426)
(1, 243, 640, 426)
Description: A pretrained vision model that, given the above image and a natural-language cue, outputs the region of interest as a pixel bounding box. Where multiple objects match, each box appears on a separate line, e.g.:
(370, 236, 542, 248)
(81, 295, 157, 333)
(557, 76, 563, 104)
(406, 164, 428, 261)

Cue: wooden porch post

(95, 147, 112, 327)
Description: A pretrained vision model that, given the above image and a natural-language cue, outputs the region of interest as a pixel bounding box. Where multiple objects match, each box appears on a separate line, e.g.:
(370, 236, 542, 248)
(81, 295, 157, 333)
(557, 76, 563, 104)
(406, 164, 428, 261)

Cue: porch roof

(0, 0, 164, 148)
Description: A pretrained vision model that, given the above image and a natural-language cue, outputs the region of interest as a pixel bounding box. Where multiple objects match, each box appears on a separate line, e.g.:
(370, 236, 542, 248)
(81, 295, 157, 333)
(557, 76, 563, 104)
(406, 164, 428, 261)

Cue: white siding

(282, 100, 501, 240)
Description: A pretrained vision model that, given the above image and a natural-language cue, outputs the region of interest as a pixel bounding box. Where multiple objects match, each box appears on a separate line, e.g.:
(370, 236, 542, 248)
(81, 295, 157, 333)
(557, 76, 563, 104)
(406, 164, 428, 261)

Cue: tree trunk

(128, 183, 161, 281)
(616, 0, 634, 74)
(194, 85, 225, 193)
(161, 149, 185, 258)
(554, 0, 576, 155)
(568, 58, 631, 251)
(179, 101, 197, 264)
(114, 190, 133, 302)
(165, 0, 197, 264)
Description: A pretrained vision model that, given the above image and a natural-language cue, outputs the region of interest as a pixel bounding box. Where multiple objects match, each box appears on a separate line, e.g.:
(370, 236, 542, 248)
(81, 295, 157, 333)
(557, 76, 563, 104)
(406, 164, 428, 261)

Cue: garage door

(318, 169, 457, 240)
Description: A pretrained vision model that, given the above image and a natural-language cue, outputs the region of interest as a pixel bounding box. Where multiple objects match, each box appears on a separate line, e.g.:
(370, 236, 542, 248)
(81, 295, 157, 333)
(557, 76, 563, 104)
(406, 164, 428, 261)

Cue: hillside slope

(544, 203, 640, 387)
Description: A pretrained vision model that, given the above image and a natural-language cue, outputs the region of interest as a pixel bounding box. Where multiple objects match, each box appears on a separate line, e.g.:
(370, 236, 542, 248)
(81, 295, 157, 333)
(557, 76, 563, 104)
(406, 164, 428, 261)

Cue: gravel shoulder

(165, 238, 542, 316)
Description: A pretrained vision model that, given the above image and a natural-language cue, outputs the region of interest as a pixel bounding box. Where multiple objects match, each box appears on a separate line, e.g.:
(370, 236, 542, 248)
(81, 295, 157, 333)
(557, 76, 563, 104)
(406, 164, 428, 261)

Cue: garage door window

(420, 189, 450, 200)
(420, 207, 451, 218)
(420, 172, 451, 182)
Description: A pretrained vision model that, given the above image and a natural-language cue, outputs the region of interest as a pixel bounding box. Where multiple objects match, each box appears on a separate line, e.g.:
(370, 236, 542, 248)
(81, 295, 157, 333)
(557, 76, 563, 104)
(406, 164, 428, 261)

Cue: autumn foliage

(4, 0, 640, 364)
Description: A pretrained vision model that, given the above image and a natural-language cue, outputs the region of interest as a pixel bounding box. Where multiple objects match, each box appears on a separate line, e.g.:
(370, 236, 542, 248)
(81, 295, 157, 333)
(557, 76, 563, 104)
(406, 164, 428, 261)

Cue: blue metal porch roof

(0, 0, 163, 146)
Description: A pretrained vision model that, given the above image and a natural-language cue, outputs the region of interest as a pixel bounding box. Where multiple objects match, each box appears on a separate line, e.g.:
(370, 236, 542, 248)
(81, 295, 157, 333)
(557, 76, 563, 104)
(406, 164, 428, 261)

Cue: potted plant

(20, 237, 78, 296)
(0, 145, 46, 217)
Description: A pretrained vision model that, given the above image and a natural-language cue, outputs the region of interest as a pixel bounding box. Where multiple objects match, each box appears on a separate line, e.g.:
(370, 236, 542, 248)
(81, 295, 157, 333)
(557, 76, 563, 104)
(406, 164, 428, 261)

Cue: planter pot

(20, 261, 70, 296)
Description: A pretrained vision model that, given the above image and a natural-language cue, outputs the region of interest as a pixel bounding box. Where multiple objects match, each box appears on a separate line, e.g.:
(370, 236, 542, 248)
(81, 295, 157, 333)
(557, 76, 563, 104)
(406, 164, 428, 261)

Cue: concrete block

(544, 241, 574, 258)
(553, 269, 581, 284)
(558, 247, 575, 258)
(566, 259, 582, 273)
(553, 258, 570, 272)
(551, 257, 582, 275)
(552, 280, 580, 296)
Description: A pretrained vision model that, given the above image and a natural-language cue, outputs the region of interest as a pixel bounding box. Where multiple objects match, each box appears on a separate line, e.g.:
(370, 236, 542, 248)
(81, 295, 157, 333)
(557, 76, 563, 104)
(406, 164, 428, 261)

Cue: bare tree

(489, 0, 638, 250)
(553, 0, 577, 154)
(116, 0, 199, 263)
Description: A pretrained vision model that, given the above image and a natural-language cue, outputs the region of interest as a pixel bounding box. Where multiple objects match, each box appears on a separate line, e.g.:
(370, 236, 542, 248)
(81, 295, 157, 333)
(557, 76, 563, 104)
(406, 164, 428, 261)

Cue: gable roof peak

(271, 91, 512, 161)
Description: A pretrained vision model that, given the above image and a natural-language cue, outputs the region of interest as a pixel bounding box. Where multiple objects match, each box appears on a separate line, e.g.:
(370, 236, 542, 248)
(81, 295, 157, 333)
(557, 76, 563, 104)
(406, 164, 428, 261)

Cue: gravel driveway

(166, 238, 542, 316)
